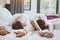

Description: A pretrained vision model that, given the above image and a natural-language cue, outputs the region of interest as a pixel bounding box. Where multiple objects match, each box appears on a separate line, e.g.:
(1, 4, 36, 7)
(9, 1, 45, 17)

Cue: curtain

(10, 0, 23, 15)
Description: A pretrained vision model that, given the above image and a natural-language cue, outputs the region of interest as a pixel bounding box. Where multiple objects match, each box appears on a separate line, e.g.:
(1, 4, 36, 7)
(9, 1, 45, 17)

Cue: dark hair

(37, 19, 48, 30)
(12, 21, 23, 30)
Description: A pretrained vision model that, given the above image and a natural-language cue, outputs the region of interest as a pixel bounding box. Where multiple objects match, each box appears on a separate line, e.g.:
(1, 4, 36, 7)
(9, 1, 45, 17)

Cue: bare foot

(46, 33, 54, 38)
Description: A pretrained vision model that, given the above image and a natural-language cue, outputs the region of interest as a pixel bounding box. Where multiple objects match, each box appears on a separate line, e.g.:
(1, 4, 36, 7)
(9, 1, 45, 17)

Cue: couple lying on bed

(0, 15, 54, 37)
(10, 15, 54, 38)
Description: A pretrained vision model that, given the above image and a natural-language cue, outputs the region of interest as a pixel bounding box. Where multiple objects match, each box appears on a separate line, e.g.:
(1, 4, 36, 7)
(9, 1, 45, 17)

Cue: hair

(12, 15, 23, 30)
(12, 20, 23, 30)
(37, 19, 48, 30)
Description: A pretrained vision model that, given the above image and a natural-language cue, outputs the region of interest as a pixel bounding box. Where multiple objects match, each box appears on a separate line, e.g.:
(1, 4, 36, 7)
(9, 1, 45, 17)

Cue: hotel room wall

(0, 0, 6, 7)
(0, 0, 10, 7)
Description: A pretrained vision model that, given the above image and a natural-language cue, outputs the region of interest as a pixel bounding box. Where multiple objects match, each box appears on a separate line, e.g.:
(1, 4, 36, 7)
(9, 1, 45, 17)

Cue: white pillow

(22, 14, 34, 31)
(33, 14, 47, 24)
(0, 7, 12, 26)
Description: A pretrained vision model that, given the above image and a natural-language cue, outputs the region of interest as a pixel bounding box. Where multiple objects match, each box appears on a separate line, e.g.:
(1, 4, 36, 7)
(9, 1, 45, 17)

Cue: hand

(39, 32, 46, 36)
(47, 33, 54, 38)
(0, 30, 10, 36)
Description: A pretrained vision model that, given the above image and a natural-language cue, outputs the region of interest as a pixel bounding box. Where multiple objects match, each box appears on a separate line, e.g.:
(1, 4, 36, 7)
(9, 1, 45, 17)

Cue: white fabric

(0, 7, 12, 26)
(9, 14, 23, 26)
(29, 30, 60, 40)
(0, 30, 60, 40)
(23, 14, 34, 31)
(52, 18, 60, 29)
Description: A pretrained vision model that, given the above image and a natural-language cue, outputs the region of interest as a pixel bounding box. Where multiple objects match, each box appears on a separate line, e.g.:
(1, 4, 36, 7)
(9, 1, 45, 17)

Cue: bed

(0, 29, 60, 40)
(0, 7, 60, 40)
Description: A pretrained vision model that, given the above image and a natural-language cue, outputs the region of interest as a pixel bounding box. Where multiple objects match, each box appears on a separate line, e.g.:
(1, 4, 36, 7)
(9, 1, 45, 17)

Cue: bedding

(0, 30, 60, 40)
(29, 30, 60, 40)
(0, 6, 60, 40)
(46, 14, 59, 20)
(0, 7, 12, 26)
(0, 13, 60, 40)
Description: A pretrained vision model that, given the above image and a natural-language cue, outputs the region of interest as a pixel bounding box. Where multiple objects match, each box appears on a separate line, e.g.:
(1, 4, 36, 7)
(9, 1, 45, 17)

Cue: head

(37, 16, 42, 20)
(13, 17, 21, 23)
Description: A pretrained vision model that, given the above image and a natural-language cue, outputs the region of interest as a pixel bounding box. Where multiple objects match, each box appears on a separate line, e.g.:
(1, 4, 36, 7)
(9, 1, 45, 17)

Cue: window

(58, 0, 60, 14)
(51, 0, 56, 14)
(40, 0, 56, 14)
(24, 0, 31, 11)
(40, 0, 49, 13)
(37, 0, 57, 14)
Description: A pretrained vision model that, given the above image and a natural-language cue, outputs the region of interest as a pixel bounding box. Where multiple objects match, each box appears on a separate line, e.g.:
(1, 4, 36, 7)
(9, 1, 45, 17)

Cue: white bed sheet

(0, 30, 60, 40)
(29, 30, 60, 40)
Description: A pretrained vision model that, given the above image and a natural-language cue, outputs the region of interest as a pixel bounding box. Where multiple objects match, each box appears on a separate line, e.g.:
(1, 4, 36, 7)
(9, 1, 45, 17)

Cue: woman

(31, 16, 54, 38)
(12, 17, 26, 30)
(11, 16, 27, 37)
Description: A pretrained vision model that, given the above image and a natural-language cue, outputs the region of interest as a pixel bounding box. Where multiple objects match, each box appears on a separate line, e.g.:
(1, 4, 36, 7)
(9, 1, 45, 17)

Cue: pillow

(0, 7, 12, 26)
(33, 14, 47, 24)
(9, 14, 23, 26)
(46, 14, 59, 20)
(23, 14, 34, 31)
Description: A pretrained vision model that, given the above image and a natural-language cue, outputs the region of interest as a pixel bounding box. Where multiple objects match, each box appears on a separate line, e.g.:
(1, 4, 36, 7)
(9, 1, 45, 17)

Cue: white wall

(0, 0, 6, 7)
(6, 0, 10, 4)
(0, 0, 10, 7)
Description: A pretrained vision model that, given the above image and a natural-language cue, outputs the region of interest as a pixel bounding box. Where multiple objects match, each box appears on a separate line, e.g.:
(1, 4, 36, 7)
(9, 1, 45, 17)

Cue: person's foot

(14, 31, 26, 37)
(39, 32, 54, 38)
(46, 33, 54, 38)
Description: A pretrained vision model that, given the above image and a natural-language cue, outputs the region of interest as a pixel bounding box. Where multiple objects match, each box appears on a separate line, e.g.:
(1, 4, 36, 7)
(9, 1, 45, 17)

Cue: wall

(0, 0, 10, 7)
(0, 0, 6, 7)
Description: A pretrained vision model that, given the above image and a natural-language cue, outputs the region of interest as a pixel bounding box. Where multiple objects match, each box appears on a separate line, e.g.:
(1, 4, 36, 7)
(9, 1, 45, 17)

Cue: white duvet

(0, 7, 60, 40)
(0, 30, 60, 40)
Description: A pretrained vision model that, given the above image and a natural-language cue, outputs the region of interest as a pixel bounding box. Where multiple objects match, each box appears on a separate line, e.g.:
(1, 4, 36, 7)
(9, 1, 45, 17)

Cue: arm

(31, 20, 42, 31)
